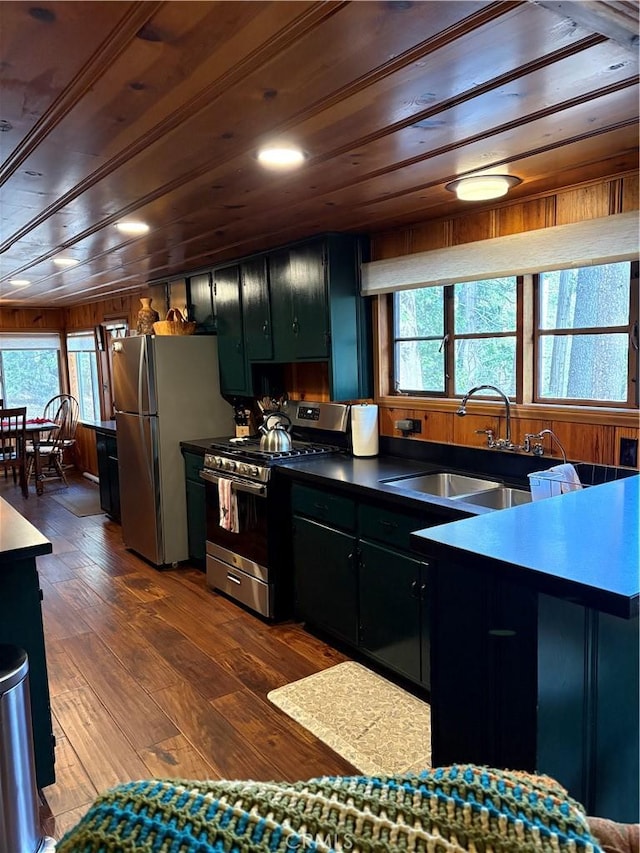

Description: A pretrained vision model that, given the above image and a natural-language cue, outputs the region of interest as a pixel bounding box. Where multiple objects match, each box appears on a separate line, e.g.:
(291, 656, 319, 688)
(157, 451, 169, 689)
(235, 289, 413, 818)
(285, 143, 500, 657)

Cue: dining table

(24, 419, 59, 496)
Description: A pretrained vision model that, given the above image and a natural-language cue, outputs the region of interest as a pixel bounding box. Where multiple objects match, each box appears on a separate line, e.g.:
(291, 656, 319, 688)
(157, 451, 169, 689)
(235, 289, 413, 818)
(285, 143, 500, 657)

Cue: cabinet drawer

(358, 503, 426, 551)
(292, 483, 355, 530)
(183, 451, 204, 482)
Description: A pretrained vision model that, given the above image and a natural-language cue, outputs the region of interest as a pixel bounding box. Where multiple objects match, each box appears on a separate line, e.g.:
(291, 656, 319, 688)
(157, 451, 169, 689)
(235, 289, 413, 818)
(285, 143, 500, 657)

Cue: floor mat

(267, 661, 431, 775)
(50, 482, 103, 516)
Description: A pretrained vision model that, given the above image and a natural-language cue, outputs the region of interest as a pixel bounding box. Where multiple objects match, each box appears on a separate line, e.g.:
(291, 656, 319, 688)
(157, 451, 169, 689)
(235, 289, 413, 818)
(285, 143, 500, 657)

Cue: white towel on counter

(546, 463, 583, 493)
(529, 463, 583, 500)
(218, 477, 239, 533)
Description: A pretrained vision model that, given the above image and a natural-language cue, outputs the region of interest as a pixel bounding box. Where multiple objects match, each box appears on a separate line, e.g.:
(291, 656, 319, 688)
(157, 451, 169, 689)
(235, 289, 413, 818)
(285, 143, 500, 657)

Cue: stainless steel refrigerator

(112, 335, 233, 566)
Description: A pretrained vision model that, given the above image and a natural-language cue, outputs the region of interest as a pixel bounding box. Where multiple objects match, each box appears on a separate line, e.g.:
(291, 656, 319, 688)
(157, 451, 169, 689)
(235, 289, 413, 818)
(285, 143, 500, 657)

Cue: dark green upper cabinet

(271, 240, 329, 361)
(242, 257, 272, 361)
(212, 234, 371, 401)
(270, 234, 372, 400)
(214, 265, 252, 397)
(187, 271, 215, 333)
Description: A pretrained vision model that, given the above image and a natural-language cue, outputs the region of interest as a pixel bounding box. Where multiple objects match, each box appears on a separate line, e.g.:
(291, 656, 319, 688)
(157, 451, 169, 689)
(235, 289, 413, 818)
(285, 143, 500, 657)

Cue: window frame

(0, 332, 63, 414)
(389, 264, 638, 411)
(532, 261, 639, 409)
(66, 330, 102, 422)
(392, 277, 523, 401)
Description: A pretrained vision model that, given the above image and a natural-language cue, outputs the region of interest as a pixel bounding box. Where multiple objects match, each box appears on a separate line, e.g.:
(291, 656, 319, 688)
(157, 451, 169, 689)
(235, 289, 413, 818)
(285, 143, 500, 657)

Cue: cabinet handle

(236, 341, 242, 353)
(380, 520, 398, 530)
(410, 580, 419, 598)
(419, 582, 427, 598)
(313, 502, 328, 511)
(292, 319, 299, 335)
(262, 321, 269, 336)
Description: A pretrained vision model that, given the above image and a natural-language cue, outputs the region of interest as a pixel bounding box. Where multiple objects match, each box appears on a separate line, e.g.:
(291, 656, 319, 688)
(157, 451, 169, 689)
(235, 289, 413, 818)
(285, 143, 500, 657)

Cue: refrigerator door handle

(138, 339, 153, 488)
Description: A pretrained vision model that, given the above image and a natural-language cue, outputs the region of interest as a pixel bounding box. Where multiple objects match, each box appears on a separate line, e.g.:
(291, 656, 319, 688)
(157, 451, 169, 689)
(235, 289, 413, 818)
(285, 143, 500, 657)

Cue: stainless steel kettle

(259, 412, 293, 452)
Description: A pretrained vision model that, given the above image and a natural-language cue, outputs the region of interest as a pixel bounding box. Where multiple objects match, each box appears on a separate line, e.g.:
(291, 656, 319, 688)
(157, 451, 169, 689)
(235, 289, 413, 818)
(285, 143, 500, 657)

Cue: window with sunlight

(0, 333, 62, 416)
(67, 332, 101, 421)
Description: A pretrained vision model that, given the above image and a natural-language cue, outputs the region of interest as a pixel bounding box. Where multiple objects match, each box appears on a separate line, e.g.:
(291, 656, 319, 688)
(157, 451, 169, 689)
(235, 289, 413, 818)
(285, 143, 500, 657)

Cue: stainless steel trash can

(0, 644, 45, 853)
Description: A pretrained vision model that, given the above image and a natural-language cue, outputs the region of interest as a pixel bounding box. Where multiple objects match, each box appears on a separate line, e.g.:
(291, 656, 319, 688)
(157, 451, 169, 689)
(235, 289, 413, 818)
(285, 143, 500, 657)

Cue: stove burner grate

(208, 438, 340, 462)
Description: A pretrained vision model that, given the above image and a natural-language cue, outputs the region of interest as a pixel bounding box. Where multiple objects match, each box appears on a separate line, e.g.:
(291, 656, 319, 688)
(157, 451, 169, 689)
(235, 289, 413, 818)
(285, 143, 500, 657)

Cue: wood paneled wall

(64, 291, 148, 331)
(0, 291, 149, 476)
(0, 307, 65, 330)
(371, 172, 640, 468)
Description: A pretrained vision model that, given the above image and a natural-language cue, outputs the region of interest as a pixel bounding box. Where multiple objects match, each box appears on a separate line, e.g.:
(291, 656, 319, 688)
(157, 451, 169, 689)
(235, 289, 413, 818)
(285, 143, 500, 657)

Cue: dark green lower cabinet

(185, 478, 206, 563)
(183, 451, 206, 565)
(95, 429, 120, 521)
(293, 516, 358, 645)
(0, 559, 55, 788)
(359, 540, 427, 686)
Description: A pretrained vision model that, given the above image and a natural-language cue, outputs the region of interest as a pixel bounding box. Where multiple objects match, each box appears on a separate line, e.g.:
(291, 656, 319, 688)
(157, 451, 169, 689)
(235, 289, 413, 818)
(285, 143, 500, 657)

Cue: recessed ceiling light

(446, 174, 522, 201)
(8, 279, 30, 286)
(257, 145, 306, 169)
(116, 220, 150, 235)
(53, 257, 79, 267)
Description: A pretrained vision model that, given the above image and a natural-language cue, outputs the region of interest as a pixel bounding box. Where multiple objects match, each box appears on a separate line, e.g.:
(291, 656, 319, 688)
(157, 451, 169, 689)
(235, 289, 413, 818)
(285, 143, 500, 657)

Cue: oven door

(201, 469, 272, 616)
(200, 469, 268, 574)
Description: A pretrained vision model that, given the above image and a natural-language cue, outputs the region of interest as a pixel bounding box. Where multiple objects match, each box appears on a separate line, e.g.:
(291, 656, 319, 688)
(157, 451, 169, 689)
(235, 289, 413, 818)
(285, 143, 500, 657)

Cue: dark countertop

(181, 437, 217, 454)
(412, 475, 639, 619)
(274, 454, 479, 522)
(273, 454, 639, 620)
(82, 419, 117, 433)
(0, 497, 52, 564)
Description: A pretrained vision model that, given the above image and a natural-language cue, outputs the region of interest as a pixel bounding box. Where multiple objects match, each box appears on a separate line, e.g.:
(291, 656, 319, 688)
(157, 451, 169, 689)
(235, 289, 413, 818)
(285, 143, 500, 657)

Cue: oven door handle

(199, 469, 267, 497)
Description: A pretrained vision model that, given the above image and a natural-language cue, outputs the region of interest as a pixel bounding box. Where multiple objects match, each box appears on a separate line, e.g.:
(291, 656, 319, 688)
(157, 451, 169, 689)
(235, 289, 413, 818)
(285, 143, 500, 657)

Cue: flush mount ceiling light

(53, 257, 79, 267)
(446, 174, 522, 201)
(8, 279, 30, 286)
(116, 220, 150, 235)
(256, 145, 306, 169)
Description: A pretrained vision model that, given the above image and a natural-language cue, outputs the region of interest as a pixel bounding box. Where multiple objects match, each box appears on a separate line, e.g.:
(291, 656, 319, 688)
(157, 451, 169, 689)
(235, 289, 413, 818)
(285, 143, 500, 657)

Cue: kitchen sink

(458, 487, 532, 509)
(382, 472, 501, 498)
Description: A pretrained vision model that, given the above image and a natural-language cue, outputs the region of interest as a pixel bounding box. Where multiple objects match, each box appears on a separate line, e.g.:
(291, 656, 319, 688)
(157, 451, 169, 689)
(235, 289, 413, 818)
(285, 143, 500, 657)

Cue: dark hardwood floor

(0, 473, 355, 840)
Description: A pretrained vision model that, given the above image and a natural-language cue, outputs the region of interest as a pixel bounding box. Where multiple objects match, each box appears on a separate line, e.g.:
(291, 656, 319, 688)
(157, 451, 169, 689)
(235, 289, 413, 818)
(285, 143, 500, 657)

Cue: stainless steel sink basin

(460, 487, 532, 509)
(383, 472, 501, 498)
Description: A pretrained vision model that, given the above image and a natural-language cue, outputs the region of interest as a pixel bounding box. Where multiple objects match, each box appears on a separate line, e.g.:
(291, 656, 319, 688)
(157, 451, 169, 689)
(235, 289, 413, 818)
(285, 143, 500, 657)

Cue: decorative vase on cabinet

(136, 297, 160, 335)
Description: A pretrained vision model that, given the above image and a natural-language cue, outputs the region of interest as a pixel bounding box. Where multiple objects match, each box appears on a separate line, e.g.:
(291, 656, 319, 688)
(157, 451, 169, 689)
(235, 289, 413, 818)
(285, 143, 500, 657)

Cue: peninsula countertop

(0, 496, 52, 564)
(411, 474, 639, 619)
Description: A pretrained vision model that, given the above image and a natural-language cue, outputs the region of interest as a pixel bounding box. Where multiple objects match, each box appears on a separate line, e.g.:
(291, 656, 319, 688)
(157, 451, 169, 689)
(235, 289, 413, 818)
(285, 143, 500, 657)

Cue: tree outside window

(67, 332, 101, 421)
(0, 333, 62, 415)
(392, 261, 637, 407)
(537, 262, 634, 404)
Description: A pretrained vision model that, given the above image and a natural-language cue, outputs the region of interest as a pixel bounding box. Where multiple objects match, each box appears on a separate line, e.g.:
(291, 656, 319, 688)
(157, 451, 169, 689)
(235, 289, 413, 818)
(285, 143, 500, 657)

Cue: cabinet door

(242, 257, 272, 360)
(293, 516, 358, 645)
(269, 249, 296, 361)
(270, 243, 329, 360)
(188, 271, 215, 333)
(359, 540, 422, 684)
(214, 265, 251, 395)
(95, 432, 111, 514)
(289, 241, 329, 358)
(0, 561, 55, 787)
(185, 478, 206, 563)
(107, 454, 120, 522)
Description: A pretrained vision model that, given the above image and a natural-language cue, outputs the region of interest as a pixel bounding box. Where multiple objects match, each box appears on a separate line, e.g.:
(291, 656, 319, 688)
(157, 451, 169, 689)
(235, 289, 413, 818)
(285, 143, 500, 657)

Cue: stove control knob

(249, 465, 259, 477)
(226, 459, 237, 472)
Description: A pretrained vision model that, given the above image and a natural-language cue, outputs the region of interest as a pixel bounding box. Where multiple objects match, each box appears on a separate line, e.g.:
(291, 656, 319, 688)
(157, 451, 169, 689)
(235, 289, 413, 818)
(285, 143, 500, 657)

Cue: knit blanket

(57, 765, 602, 853)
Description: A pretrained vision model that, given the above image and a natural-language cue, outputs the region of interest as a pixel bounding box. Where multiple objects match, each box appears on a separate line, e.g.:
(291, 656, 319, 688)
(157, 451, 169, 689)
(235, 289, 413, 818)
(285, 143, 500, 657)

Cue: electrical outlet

(394, 418, 422, 435)
(620, 437, 638, 468)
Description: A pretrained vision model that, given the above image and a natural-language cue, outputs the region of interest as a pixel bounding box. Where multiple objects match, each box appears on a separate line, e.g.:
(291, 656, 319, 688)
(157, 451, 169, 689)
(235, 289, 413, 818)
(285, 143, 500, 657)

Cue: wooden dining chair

(25, 416, 69, 489)
(0, 407, 29, 498)
(43, 394, 80, 467)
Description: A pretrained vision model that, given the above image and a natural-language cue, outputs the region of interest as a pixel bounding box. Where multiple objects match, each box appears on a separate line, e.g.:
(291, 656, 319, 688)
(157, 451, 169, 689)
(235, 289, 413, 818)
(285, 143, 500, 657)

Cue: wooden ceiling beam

(533, 1, 639, 50)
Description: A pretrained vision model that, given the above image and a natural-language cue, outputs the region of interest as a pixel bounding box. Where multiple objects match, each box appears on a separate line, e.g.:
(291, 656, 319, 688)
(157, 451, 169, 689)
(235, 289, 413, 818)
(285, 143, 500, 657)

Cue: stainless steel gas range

(199, 400, 350, 618)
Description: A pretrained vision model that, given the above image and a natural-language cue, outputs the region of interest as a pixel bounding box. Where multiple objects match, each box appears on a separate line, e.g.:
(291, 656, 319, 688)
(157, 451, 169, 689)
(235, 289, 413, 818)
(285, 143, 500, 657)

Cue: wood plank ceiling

(0, 0, 637, 307)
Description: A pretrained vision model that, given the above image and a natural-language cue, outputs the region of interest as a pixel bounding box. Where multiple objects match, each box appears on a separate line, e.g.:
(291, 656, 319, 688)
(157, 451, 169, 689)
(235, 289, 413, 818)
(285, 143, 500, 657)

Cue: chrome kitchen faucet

(456, 384, 515, 450)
